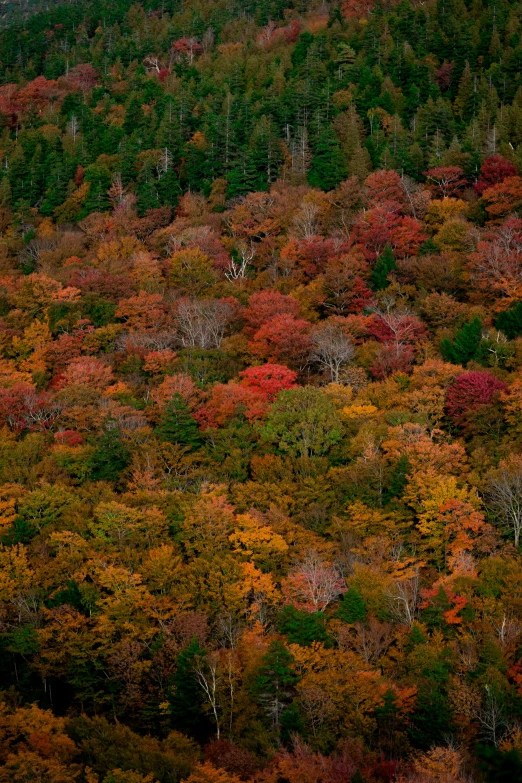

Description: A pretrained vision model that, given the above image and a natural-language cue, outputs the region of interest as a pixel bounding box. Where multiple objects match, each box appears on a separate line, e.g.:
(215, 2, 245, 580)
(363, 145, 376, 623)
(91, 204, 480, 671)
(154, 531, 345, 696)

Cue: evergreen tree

(252, 640, 298, 733)
(440, 316, 483, 365)
(277, 606, 329, 646)
(169, 637, 209, 739)
(495, 302, 522, 340)
(156, 393, 202, 450)
(371, 244, 397, 290)
(337, 586, 366, 623)
(90, 423, 131, 482)
(308, 127, 347, 191)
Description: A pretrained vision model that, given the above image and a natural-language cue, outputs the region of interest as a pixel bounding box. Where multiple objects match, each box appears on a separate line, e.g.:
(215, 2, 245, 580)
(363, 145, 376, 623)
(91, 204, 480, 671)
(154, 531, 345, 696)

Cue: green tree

(337, 586, 366, 623)
(440, 317, 483, 365)
(308, 128, 348, 191)
(90, 423, 131, 482)
(261, 386, 342, 458)
(495, 302, 522, 340)
(169, 637, 210, 739)
(252, 640, 298, 733)
(371, 244, 397, 290)
(156, 393, 202, 450)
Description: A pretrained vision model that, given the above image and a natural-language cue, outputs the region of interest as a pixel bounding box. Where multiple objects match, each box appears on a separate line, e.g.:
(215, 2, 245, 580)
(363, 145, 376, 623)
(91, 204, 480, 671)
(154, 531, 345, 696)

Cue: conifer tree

(156, 393, 202, 450)
(371, 244, 397, 290)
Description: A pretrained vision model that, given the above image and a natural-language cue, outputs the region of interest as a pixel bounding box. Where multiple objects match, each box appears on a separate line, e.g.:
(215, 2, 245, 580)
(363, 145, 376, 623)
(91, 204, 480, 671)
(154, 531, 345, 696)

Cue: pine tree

(252, 640, 298, 732)
(308, 127, 347, 191)
(169, 637, 209, 738)
(371, 244, 397, 290)
(156, 393, 202, 450)
(440, 317, 483, 365)
(495, 302, 522, 340)
(337, 586, 366, 623)
(90, 423, 131, 482)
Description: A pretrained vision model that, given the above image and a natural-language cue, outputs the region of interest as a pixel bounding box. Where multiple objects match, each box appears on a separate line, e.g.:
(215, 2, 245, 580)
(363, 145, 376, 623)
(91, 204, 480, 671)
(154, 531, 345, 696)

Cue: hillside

(1, 1, 522, 782)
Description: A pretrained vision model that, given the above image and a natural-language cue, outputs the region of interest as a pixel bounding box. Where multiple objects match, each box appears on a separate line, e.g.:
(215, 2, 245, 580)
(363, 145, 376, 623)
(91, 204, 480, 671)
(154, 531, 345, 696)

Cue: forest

(2, 0, 522, 781)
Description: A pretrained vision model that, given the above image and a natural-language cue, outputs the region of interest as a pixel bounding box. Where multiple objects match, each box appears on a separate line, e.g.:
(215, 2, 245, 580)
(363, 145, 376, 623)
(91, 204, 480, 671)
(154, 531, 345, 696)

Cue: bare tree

(193, 651, 221, 739)
(174, 298, 233, 349)
(486, 465, 522, 547)
(288, 551, 347, 612)
(352, 618, 394, 664)
(386, 572, 420, 627)
(309, 321, 354, 383)
(225, 242, 255, 282)
(475, 685, 507, 747)
(292, 200, 321, 239)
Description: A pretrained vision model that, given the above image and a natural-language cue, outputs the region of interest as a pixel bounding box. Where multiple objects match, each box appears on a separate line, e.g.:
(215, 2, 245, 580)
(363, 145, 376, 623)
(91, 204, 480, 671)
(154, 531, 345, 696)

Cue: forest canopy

(1, 0, 522, 782)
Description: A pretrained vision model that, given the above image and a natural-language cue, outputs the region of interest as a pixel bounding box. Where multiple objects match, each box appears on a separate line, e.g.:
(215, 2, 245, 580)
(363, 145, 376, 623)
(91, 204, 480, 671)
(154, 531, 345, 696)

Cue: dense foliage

(2, 0, 522, 782)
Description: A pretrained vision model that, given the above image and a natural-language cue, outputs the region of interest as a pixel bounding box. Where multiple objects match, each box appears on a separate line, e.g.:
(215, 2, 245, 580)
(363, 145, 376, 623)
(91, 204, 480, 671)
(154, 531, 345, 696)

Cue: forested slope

(1, 1, 522, 782)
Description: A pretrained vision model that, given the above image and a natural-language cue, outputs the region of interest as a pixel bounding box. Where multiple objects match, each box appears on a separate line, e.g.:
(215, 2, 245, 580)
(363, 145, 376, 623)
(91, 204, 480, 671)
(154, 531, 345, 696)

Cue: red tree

(474, 155, 518, 195)
(249, 315, 312, 367)
(424, 166, 467, 198)
(243, 291, 300, 335)
(445, 371, 508, 425)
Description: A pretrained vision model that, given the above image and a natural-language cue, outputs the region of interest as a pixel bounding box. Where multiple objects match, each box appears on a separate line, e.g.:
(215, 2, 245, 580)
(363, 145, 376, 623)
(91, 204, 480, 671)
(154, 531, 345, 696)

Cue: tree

(90, 422, 131, 482)
(445, 371, 508, 427)
(308, 128, 347, 191)
(424, 167, 466, 198)
(243, 291, 300, 335)
(495, 302, 522, 339)
(252, 640, 298, 732)
(169, 637, 210, 739)
(283, 551, 347, 612)
(261, 386, 342, 458)
(371, 244, 397, 290)
(156, 392, 202, 450)
(309, 321, 354, 382)
(440, 317, 483, 365)
(486, 457, 522, 548)
(249, 315, 312, 368)
(475, 155, 518, 195)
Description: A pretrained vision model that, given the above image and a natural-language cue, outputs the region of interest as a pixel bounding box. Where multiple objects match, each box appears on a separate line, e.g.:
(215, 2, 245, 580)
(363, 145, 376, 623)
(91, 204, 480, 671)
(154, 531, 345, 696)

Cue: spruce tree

(90, 423, 130, 482)
(371, 244, 397, 290)
(252, 640, 298, 733)
(337, 586, 366, 623)
(169, 637, 209, 738)
(156, 393, 202, 450)
(495, 303, 522, 340)
(308, 128, 347, 191)
(440, 317, 483, 365)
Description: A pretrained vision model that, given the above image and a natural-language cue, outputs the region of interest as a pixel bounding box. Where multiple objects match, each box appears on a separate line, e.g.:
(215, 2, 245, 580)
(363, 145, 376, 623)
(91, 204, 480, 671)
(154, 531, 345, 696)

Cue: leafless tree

(309, 321, 355, 383)
(174, 298, 233, 349)
(292, 200, 321, 239)
(289, 551, 347, 612)
(225, 242, 255, 282)
(386, 571, 420, 627)
(486, 466, 522, 547)
(193, 651, 221, 739)
(352, 618, 395, 664)
(475, 685, 507, 747)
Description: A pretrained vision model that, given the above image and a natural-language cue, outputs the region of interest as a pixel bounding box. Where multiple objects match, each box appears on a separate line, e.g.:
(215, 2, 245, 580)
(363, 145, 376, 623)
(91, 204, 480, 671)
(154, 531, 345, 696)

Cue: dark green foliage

(90, 423, 131, 482)
(169, 637, 210, 739)
(409, 686, 454, 749)
(156, 393, 202, 450)
(371, 244, 397, 291)
(277, 606, 330, 646)
(495, 302, 522, 340)
(477, 745, 522, 782)
(440, 317, 483, 365)
(384, 454, 411, 503)
(252, 640, 298, 732)
(337, 586, 366, 623)
(308, 128, 347, 191)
